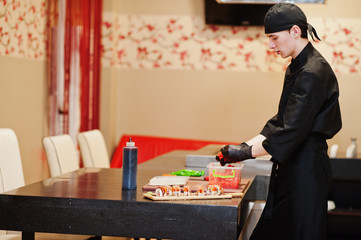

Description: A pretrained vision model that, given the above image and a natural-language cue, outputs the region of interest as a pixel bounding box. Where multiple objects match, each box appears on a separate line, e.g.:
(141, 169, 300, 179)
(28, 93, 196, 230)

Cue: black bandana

(264, 3, 321, 41)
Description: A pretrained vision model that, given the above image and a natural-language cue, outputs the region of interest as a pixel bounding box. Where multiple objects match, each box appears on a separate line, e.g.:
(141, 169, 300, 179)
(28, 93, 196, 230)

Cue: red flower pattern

(0, 0, 46, 59)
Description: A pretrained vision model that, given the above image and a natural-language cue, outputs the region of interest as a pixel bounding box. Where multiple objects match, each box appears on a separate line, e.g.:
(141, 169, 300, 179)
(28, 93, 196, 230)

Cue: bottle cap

(126, 137, 135, 147)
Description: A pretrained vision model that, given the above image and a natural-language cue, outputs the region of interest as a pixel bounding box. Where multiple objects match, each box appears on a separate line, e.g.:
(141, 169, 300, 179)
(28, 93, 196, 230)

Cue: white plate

(148, 176, 189, 186)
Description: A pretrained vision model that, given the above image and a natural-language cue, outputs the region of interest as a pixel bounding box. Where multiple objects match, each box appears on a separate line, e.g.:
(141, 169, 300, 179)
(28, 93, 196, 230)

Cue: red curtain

(47, 0, 102, 140)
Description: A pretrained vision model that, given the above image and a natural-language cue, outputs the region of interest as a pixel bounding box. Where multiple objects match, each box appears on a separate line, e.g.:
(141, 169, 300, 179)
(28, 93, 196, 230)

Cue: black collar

(289, 42, 313, 72)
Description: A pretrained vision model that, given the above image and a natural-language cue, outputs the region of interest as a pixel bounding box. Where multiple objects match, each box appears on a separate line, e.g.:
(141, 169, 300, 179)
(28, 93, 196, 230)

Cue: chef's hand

(216, 143, 254, 166)
(215, 152, 227, 166)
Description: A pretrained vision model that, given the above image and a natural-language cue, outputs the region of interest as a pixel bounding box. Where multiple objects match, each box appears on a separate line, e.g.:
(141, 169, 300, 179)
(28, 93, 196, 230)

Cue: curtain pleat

(80, 0, 90, 132)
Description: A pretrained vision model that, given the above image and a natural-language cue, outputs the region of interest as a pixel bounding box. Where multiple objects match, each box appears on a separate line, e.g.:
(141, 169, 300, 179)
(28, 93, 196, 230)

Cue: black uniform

(250, 42, 342, 240)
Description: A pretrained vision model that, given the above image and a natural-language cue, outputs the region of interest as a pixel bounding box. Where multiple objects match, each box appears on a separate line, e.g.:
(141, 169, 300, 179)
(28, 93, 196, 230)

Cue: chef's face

(267, 30, 296, 59)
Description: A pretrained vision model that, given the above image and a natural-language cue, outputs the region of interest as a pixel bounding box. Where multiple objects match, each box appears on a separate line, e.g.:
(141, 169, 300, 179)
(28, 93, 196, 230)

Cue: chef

(216, 3, 342, 240)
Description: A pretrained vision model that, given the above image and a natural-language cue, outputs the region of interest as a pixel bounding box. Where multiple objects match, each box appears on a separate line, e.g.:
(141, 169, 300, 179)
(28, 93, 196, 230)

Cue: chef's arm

(251, 141, 269, 158)
(245, 134, 266, 146)
(245, 134, 269, 158)
(216, 134, 269, 165)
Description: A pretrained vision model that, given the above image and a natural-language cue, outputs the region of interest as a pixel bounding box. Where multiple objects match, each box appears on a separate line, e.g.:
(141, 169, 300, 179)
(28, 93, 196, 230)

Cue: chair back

(0, 128, 25, 192)
(42, 134, 79, 177)
(0, 128, 24, 238)
(77, 129, 110, 168)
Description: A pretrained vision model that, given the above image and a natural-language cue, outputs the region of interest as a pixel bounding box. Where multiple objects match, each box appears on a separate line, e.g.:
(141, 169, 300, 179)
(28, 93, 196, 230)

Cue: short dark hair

(299, 24, 308, 39)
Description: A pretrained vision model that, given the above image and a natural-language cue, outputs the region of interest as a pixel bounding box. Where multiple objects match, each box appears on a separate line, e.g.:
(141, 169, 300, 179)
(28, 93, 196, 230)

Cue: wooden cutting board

(143, 193, 234, 201)
(142, 178, 250, 194)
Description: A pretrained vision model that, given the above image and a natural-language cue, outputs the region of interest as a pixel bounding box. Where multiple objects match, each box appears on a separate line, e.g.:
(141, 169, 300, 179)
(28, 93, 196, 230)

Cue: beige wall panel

(110, 68, 283, 142)
(331, 74, 361, 156)
(100, 67, 119, 156)
(0, 57, 49, 184)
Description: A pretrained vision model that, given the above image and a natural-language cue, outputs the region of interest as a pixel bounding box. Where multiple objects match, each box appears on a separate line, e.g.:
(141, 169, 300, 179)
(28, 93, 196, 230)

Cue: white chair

(77, 129, 110, 168)
(42, 134, 79, 177)
(0, 128, 25, 192)
(0, 128, 25, 238)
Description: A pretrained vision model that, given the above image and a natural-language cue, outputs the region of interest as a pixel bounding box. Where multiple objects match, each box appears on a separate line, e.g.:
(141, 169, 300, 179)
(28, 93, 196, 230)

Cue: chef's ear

(290, 25, 301, 38)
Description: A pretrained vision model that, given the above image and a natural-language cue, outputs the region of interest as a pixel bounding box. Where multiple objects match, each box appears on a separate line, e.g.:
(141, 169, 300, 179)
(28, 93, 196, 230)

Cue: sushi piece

(208, 185, 218, 196)
(155, 187, 165, 197)
(165, 186, 173, 197)
(214, 185, 223, 195)
(206, 186, 212, 196)
(196, 186, 205, 196)
(183, 185, 191, 196)
(172, 186, 181, 197)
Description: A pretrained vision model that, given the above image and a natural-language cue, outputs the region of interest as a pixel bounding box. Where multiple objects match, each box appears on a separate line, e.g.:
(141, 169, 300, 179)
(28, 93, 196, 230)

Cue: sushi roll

(206, 186, 212, 196)
(165, 186, 173, 197)
(209, 185, 218, 196)
(183, 185, 191, 196)
(214, 185, 223, 195)
(172, 186, 181, 197)
(196, 186, 205, 196)
(155, 187, 165, 197)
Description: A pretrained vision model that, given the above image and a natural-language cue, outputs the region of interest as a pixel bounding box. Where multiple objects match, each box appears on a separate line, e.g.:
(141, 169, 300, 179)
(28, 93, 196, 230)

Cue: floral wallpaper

(101, 14, 289, 72)
(101, 14, 361, 74)
(0, 0, 46, 59)
(317, 18, 361, 74)
(1, 0, 361, 74)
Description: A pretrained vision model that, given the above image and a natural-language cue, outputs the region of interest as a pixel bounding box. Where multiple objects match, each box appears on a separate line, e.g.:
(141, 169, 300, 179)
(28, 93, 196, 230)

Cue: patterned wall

(1, 0, 361, 74)
(0, 0, 46, 59)
(101, 14, 361, 74)
(101, 14, 289, 71)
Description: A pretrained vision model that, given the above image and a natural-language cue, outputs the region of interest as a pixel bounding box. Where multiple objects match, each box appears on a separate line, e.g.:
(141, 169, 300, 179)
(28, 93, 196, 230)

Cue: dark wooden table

(0, 150, 253, 240)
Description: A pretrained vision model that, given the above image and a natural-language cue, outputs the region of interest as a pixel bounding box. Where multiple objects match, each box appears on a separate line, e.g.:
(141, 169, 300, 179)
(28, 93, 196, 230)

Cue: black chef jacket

(250, 42, 342, 240)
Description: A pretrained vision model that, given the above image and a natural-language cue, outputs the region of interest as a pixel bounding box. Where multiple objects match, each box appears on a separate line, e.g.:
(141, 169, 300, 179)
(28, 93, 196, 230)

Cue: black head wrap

(264, 3, 321, 41)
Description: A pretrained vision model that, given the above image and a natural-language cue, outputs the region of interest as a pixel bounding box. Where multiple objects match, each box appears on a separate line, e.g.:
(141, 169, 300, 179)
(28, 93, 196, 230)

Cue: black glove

(217, 143, 253, 166)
